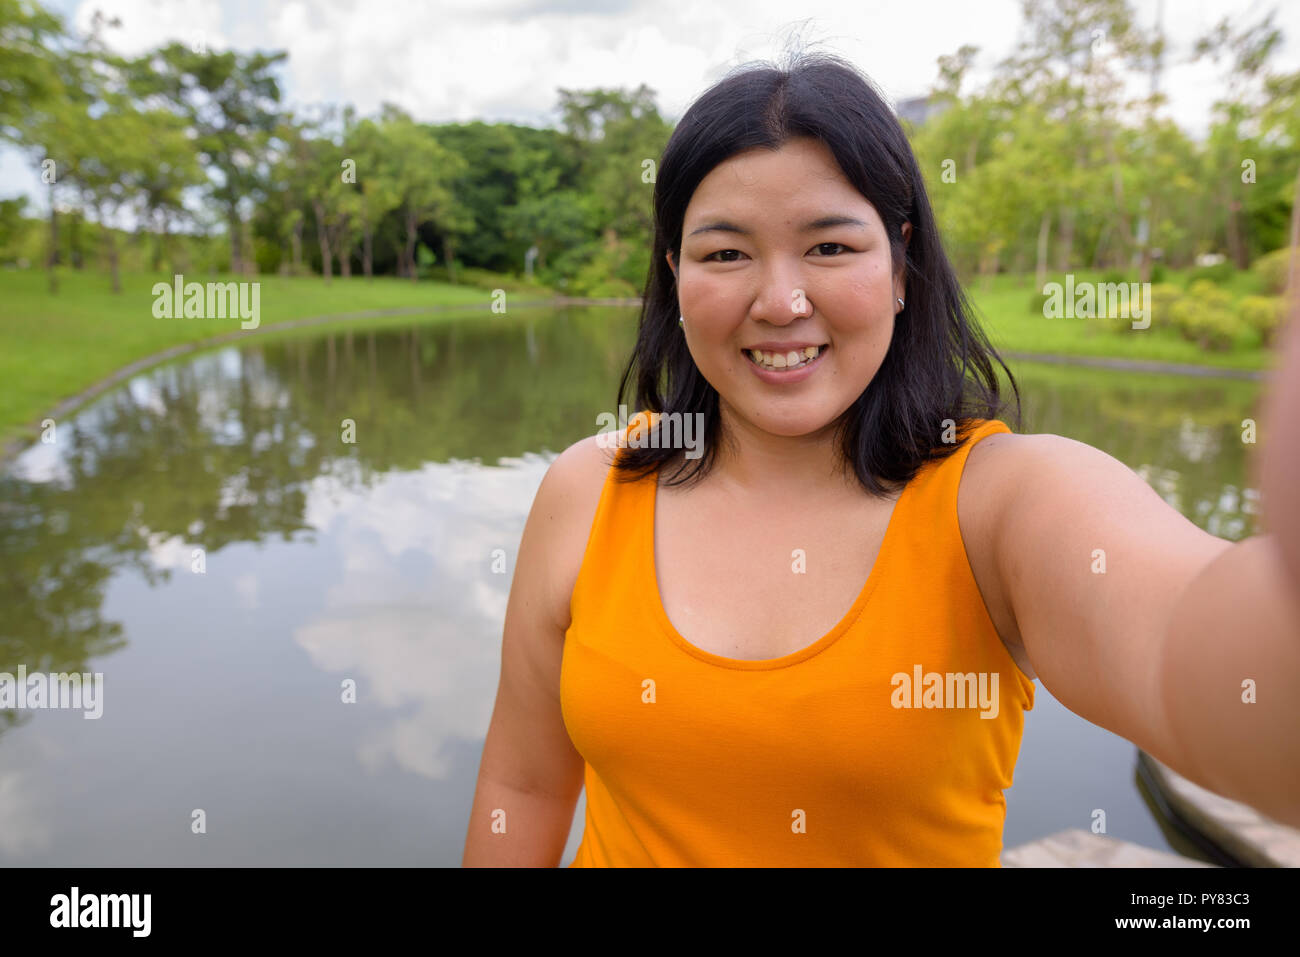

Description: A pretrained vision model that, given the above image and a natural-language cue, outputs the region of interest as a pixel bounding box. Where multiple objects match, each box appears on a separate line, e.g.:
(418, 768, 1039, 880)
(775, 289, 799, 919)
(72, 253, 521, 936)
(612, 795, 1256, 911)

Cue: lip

(744, 341, 829, 352)
(743, 343, 829, 384)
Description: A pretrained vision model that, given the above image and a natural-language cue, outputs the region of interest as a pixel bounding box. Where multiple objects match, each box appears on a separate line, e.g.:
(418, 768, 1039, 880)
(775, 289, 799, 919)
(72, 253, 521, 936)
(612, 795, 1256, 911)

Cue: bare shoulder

(529, 433, 619, 632)
(957, 429, 1231, 673)
(959, 429, 1128, 559)
(957, 430, 1116, 675)
(962, 429, 1156, 515)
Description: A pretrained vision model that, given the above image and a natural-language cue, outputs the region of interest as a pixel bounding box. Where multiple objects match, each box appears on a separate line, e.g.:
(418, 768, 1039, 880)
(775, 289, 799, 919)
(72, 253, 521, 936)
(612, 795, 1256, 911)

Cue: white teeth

(747, 345, 825, 370)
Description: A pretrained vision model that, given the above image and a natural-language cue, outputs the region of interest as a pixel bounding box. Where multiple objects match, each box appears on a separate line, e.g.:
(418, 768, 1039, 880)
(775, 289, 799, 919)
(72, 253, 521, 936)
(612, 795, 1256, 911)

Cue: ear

(894, 223, 912, 303)
(666, 249, 677, 279)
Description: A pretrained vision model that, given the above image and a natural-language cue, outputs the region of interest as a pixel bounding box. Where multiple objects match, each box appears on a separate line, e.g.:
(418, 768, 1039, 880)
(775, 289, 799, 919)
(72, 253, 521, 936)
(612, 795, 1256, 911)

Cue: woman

(463, 52, 1300, 866)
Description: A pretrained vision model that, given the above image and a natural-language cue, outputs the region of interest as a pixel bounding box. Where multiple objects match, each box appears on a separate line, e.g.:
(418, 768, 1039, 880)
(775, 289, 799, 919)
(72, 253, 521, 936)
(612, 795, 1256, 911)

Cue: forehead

(684, 137, 875, 225)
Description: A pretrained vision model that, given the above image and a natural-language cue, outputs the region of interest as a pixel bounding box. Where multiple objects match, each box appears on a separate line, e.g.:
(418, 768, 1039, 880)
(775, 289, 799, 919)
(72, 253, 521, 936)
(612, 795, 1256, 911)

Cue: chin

(739, 403, 844, 439)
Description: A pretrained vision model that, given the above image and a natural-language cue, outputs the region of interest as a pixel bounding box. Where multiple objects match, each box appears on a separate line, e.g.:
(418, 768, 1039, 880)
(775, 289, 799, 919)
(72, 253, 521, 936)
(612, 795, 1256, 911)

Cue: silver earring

(897, 298, 905, 309)
(679, 315, 684, 327)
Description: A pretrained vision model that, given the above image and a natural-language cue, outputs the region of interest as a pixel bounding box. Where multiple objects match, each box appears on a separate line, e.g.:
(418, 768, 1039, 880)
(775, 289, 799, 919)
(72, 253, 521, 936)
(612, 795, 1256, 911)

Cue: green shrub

(1237, 295, 1287, 347)
(583, 277, 640, 298)
(568, 237, 642, 297)
(1185, 278, 1234, 306)
(1184, 260, 1236, 286)
(1149, 262, 1167, 283)
(1077, 280, 1174, 334)
(1084, 287, 1136, 333)
(1252, 248, 1294, 295)
(1170, 281, 1242, 350)
(1145, 283, 1185, 330)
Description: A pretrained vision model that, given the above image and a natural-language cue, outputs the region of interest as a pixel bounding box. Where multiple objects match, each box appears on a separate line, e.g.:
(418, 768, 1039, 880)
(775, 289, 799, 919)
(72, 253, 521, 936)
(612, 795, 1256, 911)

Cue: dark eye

(811, 242, 848, 256)
(703, 249, 745, 262)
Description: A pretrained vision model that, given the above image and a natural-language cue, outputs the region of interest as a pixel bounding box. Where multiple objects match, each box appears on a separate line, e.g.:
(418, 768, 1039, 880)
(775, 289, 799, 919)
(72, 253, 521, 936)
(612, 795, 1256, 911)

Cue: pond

(0, 305, 1263, 865)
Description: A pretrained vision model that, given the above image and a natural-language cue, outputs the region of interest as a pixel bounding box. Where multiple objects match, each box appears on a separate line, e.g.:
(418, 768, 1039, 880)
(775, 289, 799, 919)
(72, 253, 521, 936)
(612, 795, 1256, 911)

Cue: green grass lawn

(965, 269, 1273, 372)
(0, 267, 559, 450)
(0, 264, 1278, 455)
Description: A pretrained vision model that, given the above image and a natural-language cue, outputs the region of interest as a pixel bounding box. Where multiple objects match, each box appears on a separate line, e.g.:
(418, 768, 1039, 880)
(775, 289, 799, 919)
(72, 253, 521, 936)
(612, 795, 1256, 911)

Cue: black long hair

(613, 50, 1021, 498)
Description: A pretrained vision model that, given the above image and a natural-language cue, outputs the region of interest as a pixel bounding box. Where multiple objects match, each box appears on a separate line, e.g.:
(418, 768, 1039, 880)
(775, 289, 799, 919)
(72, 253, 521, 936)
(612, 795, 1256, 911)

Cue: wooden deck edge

(1136, 750, 1300, 868)
(1001, 828, 1215, 867)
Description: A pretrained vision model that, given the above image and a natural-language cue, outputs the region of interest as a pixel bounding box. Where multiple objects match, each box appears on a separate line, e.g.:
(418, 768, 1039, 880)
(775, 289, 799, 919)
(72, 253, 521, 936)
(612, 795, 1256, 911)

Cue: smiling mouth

(744, 344, 828, 371)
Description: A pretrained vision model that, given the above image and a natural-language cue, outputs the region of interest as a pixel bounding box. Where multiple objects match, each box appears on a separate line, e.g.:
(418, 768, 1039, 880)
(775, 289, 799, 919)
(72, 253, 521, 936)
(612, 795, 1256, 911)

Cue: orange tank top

(560, 415, 1035, 866)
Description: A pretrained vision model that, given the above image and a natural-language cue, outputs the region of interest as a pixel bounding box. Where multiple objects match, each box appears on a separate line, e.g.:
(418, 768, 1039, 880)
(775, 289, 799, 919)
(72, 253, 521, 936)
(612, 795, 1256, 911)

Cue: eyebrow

(685, 215, 870, 239)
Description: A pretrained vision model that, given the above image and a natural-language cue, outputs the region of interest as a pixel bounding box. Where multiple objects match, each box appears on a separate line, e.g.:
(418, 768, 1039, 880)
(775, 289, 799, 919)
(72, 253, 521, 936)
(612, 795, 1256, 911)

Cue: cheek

(826, 267, 894, 331)
(679, 274, 736, 317)
(854, 257, 894, 297)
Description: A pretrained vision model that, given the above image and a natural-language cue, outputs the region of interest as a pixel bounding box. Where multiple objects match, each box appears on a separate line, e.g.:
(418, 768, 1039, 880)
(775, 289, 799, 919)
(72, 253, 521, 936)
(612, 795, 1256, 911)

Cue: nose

(748, 259, 812, 327)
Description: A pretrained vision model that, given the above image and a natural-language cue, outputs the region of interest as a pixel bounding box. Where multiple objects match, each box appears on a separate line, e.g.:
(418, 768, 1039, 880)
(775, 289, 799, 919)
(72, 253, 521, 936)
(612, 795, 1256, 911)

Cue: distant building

(895, 95, 950, 128)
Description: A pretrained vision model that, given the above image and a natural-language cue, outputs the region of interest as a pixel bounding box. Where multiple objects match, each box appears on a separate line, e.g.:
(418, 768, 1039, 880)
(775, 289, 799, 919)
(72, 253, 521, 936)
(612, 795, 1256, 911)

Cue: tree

(550, 85, 670, 286)
(262, 114, 315, 274)
(11, 3, 94, 294)
(377, 109, 466, 281)
(343, 116, 400, 278)
(0, 0, 64, 140)
(129, 42, 286, 274)
(1195, 9, 1297, 266)
(995, 0, 1154, 271)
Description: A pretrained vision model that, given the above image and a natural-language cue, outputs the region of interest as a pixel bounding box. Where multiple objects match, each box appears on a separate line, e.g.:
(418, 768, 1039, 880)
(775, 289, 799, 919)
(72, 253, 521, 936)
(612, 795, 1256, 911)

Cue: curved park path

(0, 296, 1268, 467)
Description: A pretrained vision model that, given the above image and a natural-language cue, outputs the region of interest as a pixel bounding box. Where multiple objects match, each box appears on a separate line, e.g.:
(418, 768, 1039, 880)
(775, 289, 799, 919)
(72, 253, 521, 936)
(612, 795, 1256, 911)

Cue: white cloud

(0, 0, 1284, 214)
(58, 0, 1293, 133)
(71, 0, 225, 56)
(295, 455, 553, 779)
(0, 770, 53, 857)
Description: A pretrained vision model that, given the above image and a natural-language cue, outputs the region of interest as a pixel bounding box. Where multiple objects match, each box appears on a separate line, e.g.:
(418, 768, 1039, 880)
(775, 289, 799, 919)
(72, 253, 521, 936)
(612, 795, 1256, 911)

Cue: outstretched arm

(1159, 286, 1300, 824)
(968, 293, 1300, 827)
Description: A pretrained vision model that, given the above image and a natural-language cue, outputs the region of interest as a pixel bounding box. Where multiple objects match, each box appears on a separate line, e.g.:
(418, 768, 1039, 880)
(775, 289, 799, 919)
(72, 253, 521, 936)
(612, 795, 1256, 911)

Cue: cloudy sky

(3, 0, 1297, 208)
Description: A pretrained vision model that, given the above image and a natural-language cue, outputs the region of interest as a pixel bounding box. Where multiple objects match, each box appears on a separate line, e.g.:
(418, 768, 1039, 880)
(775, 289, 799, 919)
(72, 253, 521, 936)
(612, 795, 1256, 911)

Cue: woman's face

(670, 136, 910, 440)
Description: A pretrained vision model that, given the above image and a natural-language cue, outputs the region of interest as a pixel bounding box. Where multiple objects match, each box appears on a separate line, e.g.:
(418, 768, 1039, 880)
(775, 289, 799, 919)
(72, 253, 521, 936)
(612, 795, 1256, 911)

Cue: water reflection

(0, 306, 1266, 863)
(1007, 361, 1262, 540)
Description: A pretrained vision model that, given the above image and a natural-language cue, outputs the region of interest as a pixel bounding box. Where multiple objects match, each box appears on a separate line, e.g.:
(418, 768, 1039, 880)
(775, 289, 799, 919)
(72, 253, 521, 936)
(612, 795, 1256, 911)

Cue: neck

(708, 398, 858, 498)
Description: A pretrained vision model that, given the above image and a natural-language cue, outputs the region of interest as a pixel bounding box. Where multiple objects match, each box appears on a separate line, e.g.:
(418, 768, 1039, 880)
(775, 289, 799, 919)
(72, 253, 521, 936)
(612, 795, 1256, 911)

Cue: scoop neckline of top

(644, 460, 918, 671)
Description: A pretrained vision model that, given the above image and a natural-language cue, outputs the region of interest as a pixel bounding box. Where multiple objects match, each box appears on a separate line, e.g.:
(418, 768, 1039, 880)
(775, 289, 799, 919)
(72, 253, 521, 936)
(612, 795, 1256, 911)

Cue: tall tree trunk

(336, 215, 352, 278)
(228, 206, 242, 274)
(291, 219, 303, 275)
(107, 232, 121, 293)
(1057, 206, 1075, 273)
(1104, 129, 1133, 269)
(1224, 192, 1246, 270)
(46, 181, 58, 294)
(152, 209, 166, 273)
(313, 200, 333, 281)
(405, 208, 418, 282)
(69, 208, 83, 269)
(1138, 199, 1157, 284)
(979, 245, 999, 294)
(1092, 222, 1111, 269)
(362, 223, 373, 279)
(442, 234, 456, 284)
(241, 217, 255, 276)
(96, 202, 121, 293)
(1035, 210, 1051, 290)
